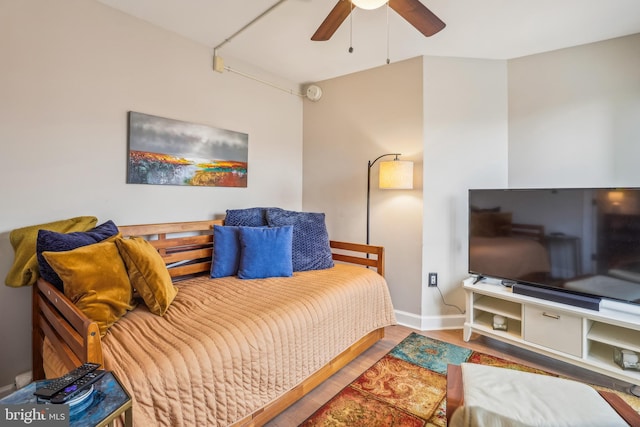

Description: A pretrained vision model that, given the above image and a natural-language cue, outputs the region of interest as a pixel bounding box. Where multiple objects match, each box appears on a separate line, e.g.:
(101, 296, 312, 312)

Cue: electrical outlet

(428, 272, 438, 287)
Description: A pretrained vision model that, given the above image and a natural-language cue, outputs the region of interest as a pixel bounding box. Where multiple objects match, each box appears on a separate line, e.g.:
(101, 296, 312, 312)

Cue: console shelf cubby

(470, 295, 523, 340)
(587, 322, 640, 353)
(464, 279, 640, 387)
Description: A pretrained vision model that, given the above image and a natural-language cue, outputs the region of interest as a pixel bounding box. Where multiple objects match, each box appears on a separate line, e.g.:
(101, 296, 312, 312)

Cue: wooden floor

(266, 325, 637, 426)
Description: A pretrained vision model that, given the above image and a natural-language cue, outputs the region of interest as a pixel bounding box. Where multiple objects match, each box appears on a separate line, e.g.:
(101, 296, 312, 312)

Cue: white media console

(463, 277, 640, 387)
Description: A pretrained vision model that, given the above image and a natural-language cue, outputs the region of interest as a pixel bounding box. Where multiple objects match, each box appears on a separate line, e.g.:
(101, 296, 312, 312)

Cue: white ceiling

(97, 0, 640, 84)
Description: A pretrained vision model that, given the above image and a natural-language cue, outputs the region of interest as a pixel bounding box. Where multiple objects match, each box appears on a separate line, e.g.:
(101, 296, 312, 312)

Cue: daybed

(31, 217, 396, 426)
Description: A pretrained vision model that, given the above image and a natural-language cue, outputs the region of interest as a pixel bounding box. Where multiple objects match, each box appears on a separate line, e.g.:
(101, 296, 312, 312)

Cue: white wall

(0, 0, 302, 386)
(421, 34, 640, 327)
(302, 57, 424, 317)
(421, 57, 508, 329)
(508, 34, 640, 187)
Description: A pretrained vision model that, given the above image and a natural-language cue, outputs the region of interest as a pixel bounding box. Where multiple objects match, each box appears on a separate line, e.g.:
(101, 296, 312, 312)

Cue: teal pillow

(238, 226, 293, 279)
(210, 226, 241, 278)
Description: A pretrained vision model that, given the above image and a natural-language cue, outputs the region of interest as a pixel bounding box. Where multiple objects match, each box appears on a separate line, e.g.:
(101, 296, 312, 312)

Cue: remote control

(50, 370, 106, 404)
(34, 362, 101, 398)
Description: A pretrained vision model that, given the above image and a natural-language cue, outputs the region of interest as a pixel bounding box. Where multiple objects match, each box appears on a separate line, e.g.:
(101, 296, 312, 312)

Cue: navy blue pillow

(210, 226, 241, 278)
(266, 209, 334, 272)
(225, 208, 277, 227)
(237, 226, 293, 279)
(37, 220, 119, 291)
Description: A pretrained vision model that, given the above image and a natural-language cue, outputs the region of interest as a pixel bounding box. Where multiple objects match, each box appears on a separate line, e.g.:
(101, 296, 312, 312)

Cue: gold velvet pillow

(115, 237, 177, 316)
(5, 216, 98, 287)
(43, 240, 135, 336)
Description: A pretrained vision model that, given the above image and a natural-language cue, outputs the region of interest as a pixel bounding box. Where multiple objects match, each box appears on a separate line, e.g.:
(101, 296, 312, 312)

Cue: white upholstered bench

(447, 363, 640, 427)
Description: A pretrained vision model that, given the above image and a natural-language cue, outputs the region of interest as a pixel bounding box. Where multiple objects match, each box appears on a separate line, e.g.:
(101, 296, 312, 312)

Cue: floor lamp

(367, 153, 414, 245)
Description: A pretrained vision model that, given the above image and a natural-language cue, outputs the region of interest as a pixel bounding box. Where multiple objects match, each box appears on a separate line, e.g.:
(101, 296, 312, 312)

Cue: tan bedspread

(47, 264, 395, 426)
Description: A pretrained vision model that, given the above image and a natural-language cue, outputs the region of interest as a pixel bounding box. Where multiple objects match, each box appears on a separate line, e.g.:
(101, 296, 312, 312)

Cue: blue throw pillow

(225, 207, 280, 226)
(210, 226, 241, 278)
(266, 209, 334, 272)
(37, 220, 120, 291)
(237, 226, 293, 279)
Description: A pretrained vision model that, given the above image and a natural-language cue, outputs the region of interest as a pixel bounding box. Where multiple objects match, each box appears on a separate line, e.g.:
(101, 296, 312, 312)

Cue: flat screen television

(468, 188, 640, 306)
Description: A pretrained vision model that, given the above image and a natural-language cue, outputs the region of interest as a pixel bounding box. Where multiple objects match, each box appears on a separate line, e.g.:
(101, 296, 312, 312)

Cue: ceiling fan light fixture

(351, 0, 388, 10)
(311, 0, 446, 42)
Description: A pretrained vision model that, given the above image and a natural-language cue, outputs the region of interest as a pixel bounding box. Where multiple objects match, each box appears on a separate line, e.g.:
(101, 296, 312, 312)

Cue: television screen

(468, 188, 640, 305)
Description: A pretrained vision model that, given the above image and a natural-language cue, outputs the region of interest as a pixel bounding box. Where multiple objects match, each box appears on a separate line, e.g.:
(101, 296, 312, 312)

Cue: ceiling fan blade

(389, 0, 445, 37)
(311, 0, 353, 41)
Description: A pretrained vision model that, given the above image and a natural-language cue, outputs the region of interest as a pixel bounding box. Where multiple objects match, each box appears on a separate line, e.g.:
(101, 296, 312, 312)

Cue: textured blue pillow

(238, 226, 293, 279)
(225, 207, 280, 226)
(37, 220, 120, 291)
(210, 226, 241, 278)
(266, 209, 334, 272)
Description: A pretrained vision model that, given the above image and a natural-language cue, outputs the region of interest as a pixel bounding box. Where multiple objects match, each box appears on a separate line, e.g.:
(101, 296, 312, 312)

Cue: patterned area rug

(300, 332, 640, 426)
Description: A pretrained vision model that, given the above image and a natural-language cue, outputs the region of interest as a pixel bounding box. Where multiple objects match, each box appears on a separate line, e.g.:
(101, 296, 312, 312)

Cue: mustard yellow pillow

(115, 237, 177, 316)
(43, 240, 135, 336)
(5, 216, 98, 287)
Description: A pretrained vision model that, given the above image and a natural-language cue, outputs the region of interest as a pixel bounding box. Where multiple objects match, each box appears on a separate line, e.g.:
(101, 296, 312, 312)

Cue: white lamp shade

(379, 160, 413, 189)
(352, 0, 388, 10)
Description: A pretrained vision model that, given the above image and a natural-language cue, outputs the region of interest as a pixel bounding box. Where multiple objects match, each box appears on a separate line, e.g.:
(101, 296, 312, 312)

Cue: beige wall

(303, 57, 424, 316)
(0, 0, 303, 386)
(508, 33, 640, 187)
(302, 56, 508, 328)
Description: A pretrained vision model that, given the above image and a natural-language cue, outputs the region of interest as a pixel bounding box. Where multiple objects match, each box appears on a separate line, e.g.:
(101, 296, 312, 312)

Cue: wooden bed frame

(32, 219, 386, 426)
(446, 364, 640, 426)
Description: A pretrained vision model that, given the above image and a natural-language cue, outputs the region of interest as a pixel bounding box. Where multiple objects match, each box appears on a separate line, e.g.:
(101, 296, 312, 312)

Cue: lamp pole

(367, 153, 400, 245)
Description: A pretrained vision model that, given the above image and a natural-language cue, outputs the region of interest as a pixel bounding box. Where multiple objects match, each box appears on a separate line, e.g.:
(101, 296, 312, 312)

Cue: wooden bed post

(85, 322, 102, 365)
(32, 282, 45, 380)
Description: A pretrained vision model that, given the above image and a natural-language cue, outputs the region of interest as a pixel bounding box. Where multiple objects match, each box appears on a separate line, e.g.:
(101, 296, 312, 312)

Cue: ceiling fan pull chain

(349, 0, 354, 53)
(386, 2, 390, 64)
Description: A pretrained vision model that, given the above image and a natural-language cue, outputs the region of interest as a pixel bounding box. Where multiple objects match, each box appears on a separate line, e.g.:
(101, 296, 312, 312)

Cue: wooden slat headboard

(119, 219, 385, 277)
(119, 219, 222, 280)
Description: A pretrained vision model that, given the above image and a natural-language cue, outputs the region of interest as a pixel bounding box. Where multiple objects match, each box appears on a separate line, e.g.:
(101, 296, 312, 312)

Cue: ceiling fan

(311, 0, 446, 41)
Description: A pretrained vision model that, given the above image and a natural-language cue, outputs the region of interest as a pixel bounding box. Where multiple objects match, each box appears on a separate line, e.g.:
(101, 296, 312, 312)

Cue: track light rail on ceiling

(213, 0, 288, 52)
(212, 0, 307, 98)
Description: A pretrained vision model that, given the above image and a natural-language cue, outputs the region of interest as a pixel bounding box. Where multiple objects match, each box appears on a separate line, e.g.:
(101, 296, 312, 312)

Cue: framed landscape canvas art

(127, 111, 248, 187)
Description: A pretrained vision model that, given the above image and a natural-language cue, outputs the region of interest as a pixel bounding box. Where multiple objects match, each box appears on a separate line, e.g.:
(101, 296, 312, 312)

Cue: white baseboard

(15, 371, 32, 390)
(395, 309, 465, 331)
(0, 383, 15, 398)
(394, 310, 423, 329)
(0, 370, 32, 399)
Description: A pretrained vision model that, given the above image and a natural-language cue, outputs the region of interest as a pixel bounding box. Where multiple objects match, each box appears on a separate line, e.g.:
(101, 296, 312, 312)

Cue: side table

(0, 371, 132, 427)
